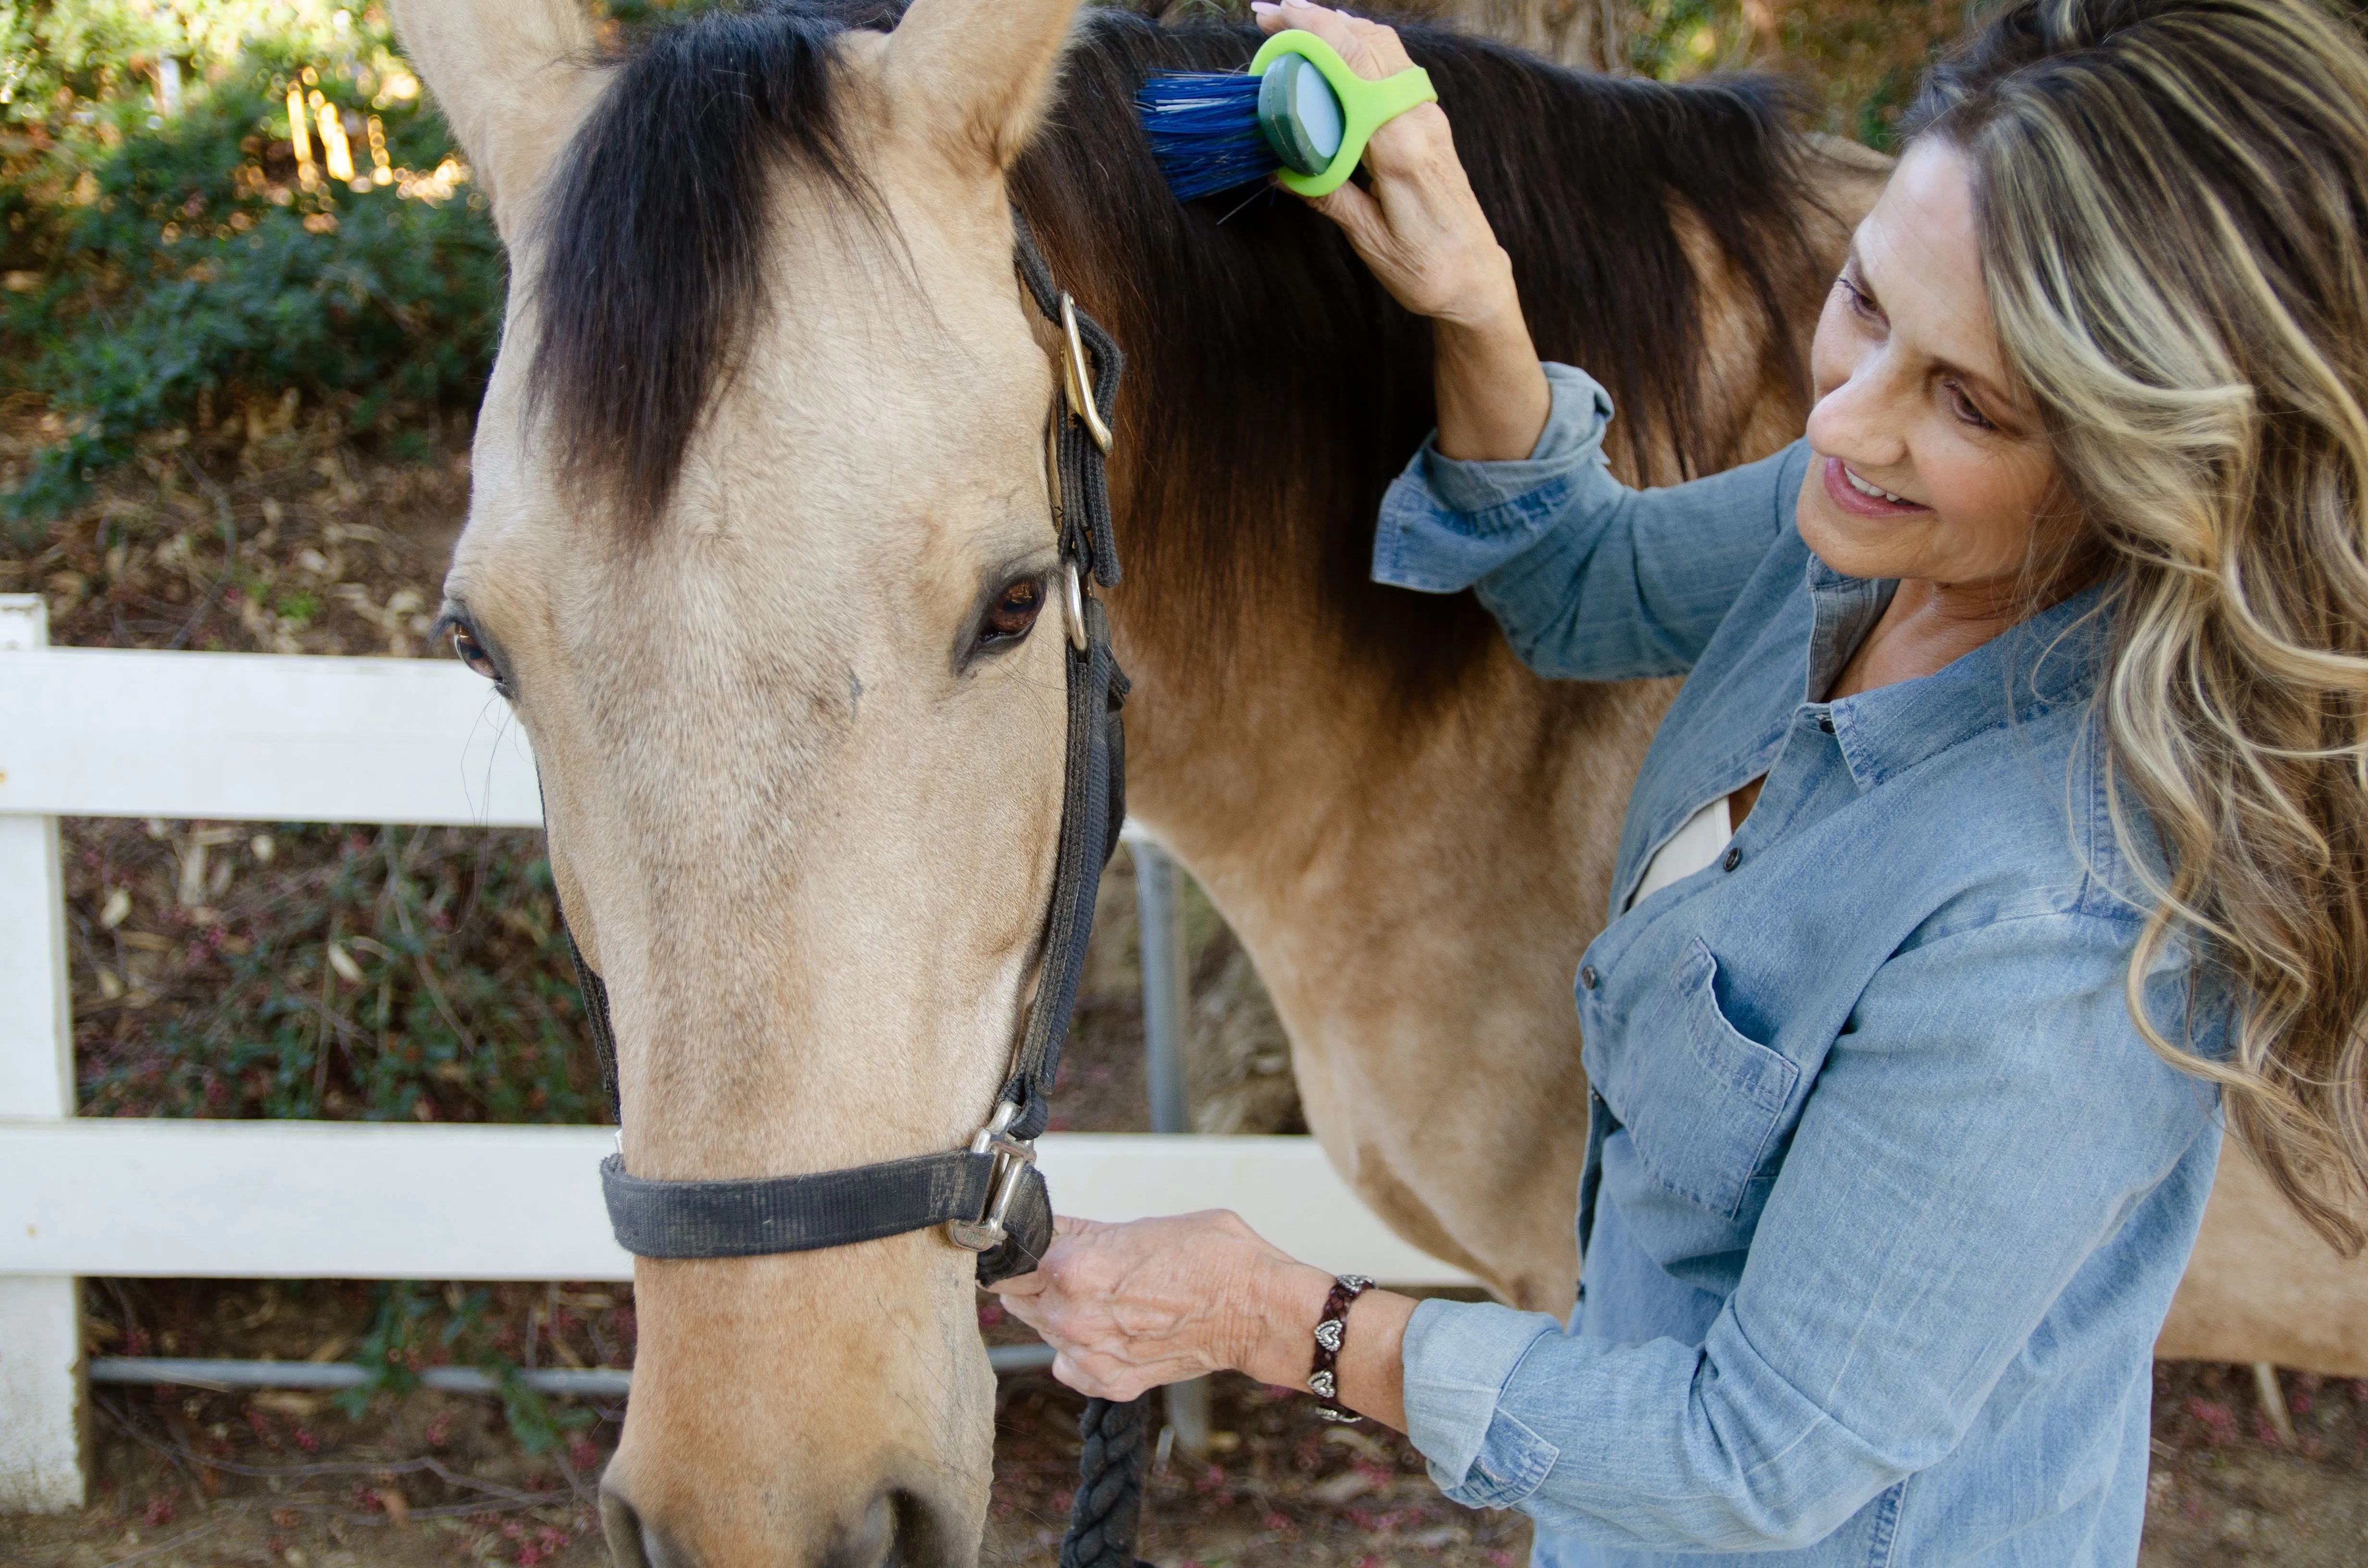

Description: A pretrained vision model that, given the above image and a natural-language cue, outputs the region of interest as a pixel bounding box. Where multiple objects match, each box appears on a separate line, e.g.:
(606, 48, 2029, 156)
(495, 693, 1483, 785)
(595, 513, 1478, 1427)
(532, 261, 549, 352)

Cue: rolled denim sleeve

(1398, 913, 2220, 1552)
(1373, 362, 1808, 681)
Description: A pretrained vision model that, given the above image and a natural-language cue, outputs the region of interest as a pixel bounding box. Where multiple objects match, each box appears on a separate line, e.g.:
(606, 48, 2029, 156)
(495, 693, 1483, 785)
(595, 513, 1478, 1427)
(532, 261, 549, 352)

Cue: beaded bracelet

(1307, 1273, 1375, 1423)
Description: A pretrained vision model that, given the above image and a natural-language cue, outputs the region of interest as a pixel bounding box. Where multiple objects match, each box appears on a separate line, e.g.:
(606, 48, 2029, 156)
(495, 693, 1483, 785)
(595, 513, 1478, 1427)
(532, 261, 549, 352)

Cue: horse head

(386, 0, 1103, 1558)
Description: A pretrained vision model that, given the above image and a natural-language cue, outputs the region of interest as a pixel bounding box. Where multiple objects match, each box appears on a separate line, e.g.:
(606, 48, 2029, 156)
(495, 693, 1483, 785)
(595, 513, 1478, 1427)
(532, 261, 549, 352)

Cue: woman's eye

(1838, 276, 1881, 322)
(983, 579, 1044, 642)
(452, 628, 502, 682)
(1945, 381, 1997, 431)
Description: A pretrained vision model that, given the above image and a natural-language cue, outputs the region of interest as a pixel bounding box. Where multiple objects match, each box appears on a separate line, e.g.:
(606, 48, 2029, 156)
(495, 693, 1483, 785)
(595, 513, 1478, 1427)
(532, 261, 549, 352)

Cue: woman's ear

(387, 0, 607, 245)
(881, 0, 1086, 175)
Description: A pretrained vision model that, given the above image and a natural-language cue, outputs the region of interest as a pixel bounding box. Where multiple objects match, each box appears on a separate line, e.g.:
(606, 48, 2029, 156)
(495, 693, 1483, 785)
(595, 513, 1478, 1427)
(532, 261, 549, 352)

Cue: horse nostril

(600, 1487, 654, 1568)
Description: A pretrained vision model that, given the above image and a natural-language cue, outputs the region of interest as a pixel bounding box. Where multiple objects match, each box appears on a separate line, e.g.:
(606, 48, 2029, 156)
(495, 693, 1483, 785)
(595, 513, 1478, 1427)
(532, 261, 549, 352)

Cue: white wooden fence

(0, 591, 1468, 1512)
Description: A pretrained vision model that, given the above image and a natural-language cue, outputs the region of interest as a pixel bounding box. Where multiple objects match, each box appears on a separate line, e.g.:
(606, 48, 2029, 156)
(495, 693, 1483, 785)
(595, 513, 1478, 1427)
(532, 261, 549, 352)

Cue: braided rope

(1059, 1395, 1152, 1568)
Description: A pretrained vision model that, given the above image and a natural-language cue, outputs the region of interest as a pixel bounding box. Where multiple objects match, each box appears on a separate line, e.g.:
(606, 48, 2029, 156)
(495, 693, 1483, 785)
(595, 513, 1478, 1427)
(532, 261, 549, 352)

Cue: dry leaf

(1309, 1469, 1377, 1506)
(175, 842, 209, 906)
(1322, 1425, 1389, 1460)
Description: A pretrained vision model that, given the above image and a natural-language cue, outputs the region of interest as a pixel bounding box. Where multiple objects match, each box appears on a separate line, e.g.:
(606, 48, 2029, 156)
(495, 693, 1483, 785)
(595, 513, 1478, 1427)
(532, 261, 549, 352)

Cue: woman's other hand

(1249, 1, 1549, 460)
(989, 1210, 1414, 1428)
(989, 1212, 1293, 1400)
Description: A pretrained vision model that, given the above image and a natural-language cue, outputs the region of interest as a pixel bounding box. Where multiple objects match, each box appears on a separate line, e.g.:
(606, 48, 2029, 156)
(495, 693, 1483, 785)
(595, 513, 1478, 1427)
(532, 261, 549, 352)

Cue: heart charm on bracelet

(1307, 1274, 1376, 1423)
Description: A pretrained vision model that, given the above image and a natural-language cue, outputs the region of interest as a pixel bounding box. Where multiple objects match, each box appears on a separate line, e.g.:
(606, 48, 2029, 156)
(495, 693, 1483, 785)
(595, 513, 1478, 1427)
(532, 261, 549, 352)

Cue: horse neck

(1013, 18, 1838, 908)
(1006, 24, 1863, 1304)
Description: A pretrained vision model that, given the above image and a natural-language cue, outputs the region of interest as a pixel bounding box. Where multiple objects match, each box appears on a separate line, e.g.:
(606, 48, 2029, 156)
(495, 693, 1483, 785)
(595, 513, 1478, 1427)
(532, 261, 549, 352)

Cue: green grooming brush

(1252, 31, 1436, 196)
(1137, 30, 1438, 202)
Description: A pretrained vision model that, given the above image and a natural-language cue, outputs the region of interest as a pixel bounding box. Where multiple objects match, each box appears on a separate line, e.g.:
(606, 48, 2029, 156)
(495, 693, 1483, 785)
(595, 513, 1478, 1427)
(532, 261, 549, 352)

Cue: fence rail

(0, 592, 1466, 1514)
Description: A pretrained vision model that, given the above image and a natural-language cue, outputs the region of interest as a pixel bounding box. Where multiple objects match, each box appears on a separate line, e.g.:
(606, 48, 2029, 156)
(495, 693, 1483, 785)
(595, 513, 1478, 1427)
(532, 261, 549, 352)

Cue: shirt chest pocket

(1599, 936, 1802, 1220)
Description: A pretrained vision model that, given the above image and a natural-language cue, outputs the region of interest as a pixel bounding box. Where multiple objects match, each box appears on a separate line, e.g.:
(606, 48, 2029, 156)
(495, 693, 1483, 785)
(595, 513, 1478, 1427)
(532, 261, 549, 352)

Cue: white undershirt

(1627, 795, 1735, 910)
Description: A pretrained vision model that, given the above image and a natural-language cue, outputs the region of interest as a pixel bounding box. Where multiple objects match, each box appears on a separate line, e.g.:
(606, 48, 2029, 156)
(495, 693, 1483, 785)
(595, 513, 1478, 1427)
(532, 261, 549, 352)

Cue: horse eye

(984, 579, 1044, 641)
(452, 628, 501, 682)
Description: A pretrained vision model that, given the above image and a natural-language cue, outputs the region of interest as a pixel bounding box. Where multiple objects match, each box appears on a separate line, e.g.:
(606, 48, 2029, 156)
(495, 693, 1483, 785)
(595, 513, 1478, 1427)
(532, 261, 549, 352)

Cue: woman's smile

(1823, 457, 1927, 516)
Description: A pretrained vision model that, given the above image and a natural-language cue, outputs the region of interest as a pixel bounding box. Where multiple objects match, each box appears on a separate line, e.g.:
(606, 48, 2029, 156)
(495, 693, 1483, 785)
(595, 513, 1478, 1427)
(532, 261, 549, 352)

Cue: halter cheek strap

(565, 208, 1126, 1289)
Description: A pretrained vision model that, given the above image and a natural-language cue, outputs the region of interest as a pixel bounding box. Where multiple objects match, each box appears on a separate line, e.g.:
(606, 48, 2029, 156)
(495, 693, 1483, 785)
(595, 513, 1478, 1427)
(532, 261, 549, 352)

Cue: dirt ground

(1, 1337, 2364, 1567)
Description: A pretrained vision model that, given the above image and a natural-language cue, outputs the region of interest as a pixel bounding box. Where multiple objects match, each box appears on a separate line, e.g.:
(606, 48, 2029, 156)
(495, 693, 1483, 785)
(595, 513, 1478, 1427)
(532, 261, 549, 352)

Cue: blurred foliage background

(0, 0, 503, 523)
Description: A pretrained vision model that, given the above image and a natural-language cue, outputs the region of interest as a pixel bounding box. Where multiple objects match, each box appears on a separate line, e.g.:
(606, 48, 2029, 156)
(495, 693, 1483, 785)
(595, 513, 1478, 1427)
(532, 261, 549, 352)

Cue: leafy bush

(72, 819, 604, 1126)
(1, 0, 502, 521)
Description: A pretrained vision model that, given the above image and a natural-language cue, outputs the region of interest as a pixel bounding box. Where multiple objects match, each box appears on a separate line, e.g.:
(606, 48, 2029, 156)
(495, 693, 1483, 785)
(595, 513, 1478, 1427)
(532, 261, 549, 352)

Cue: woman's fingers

(977, 1211, 1286, 1400)
(988, 1213, 1107, 1294)
(1306, 178, 1390, 255)
(1252, 1, 1414, 79)
(1050, 1348, 1159, 1404)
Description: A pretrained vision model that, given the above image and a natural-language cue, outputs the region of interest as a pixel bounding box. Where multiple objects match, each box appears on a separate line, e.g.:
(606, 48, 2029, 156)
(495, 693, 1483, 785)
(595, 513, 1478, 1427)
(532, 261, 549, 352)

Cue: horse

(385, 0, 2363, 1559)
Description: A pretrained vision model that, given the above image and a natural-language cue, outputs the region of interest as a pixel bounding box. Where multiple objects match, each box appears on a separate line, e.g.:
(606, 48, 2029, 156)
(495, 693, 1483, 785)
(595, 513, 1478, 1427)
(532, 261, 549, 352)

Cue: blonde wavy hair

(1909, 0, 2368, 1250)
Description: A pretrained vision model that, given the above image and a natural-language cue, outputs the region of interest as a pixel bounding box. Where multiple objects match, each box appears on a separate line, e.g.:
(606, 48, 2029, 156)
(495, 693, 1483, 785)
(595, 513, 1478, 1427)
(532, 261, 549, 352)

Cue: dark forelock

(528, 0, 896, 526)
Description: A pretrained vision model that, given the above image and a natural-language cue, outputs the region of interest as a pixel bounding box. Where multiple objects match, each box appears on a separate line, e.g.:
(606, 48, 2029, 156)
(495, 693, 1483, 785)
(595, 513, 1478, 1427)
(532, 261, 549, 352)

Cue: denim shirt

(1374, 365, 2223, 1567)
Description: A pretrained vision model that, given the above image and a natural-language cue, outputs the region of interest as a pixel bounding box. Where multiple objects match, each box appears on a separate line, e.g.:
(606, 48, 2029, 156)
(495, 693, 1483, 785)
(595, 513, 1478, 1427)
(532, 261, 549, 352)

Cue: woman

(995, 0, 2368, 1559)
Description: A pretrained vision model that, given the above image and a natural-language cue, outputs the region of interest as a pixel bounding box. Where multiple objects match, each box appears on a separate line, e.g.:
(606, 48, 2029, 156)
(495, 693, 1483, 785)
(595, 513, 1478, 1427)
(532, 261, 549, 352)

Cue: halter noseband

(568, 210, 1128, 1289)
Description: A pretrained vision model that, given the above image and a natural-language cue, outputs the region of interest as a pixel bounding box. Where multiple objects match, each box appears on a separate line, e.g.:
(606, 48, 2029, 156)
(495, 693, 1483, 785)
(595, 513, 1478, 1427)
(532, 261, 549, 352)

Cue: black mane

(1018, 9, 1824, 690)
(533, 2, 1828, 642)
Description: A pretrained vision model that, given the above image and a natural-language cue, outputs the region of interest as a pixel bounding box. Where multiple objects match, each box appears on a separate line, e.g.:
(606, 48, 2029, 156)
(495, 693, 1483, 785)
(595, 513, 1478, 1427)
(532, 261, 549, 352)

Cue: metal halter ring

(1059, 293, 1115, 455)
(1060, 561, 1088, 652)
(947, 1101, 1038, 1253)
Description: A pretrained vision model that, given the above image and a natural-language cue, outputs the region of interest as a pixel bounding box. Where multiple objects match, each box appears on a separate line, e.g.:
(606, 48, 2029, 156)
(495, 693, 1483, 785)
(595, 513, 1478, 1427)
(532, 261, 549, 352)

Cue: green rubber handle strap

(1249, 29, 1439, 199)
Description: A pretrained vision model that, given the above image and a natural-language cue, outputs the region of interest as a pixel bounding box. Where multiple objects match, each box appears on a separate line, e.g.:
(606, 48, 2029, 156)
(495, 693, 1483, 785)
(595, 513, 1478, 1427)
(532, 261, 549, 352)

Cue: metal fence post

(0, 593, 88, 1512)
(1133, 840, 1211, 1455)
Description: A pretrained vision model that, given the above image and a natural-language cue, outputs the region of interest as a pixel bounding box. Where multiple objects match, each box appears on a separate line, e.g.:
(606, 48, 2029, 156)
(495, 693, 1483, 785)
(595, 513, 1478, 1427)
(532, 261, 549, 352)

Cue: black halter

(567, 211, 1128, 1289)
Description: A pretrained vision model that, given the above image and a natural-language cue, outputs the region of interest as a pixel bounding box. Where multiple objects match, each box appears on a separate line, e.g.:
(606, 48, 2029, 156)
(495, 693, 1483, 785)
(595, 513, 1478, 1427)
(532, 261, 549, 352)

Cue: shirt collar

(1801, 553, 2111, 792)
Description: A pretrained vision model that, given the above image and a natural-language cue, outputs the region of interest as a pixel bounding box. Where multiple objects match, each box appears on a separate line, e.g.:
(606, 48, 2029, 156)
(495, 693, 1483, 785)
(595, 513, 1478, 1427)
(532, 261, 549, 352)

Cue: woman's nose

(1805, 353, 1909, 474)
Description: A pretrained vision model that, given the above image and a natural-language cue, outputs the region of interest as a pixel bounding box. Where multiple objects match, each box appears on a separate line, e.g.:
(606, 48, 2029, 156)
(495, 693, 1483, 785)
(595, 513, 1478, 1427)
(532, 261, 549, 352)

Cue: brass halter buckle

(1059, 293, 1114, 455)
(946, 1100, 1038, 1253)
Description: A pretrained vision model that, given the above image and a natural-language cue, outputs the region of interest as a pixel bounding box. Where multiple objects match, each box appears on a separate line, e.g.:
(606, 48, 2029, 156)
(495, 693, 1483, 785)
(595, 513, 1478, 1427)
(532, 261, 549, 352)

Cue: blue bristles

(1136, 72, 1280, 202)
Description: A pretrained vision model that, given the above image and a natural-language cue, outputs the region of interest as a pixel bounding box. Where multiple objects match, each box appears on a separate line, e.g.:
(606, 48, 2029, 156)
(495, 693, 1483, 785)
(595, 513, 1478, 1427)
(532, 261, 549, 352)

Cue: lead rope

(1011, 210, 1155, 1568)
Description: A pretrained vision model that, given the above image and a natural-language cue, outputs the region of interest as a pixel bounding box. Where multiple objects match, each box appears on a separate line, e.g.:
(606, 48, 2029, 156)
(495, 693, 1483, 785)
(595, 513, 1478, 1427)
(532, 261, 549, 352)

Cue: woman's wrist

(1232, 1254, 1337, 1388)
(1231, 1252, 1415, 1431)
(1435, 306, 1552, 463)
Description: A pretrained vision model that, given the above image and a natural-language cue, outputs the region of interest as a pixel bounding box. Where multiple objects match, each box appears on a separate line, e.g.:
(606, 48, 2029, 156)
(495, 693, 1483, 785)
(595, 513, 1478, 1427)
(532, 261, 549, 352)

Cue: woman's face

(1797, 140, 2062, 593)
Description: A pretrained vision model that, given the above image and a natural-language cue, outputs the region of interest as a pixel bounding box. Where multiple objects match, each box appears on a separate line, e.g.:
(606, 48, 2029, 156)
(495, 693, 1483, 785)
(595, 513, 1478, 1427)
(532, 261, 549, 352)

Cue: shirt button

(1722, 846, 1743, 872)
(1579, 964, 1600, 991)
(1818, 714, 1835, 734)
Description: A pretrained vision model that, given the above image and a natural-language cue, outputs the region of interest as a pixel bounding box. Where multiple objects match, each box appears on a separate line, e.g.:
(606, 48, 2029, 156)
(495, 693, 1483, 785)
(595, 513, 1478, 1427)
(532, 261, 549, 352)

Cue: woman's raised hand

(1249, 0, 1511, 326)
(1249, 1, 1551, 461)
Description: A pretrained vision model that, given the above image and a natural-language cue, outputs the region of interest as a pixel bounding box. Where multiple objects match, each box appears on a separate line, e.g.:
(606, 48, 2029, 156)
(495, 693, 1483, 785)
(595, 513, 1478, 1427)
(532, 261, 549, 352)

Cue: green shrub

(2, 1, 502, 521)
